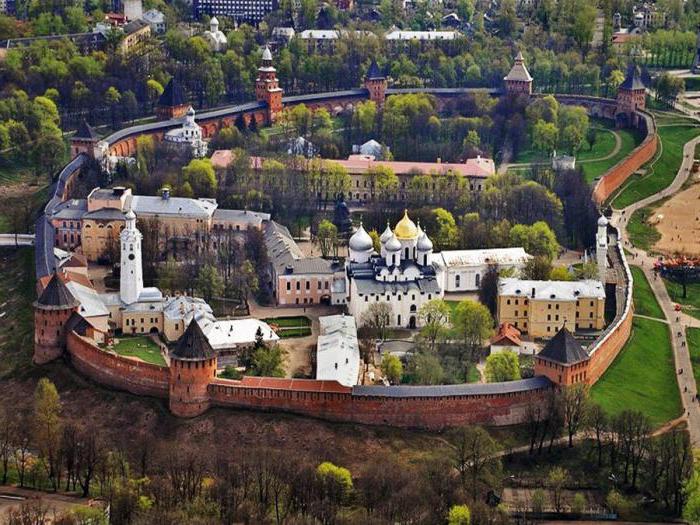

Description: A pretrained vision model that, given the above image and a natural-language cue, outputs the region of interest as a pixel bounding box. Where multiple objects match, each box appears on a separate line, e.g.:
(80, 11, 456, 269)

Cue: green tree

(381, 354, 403, 384)
(550, 266, 573, 281)
(485, 351, 520, 382)
(32, 134, 65, 176)
(509, 221, 559, 259)
(575, 261, 598, 279)
(361, 301, 393, 341)
(448, 505, 471, 525)
(431, 208, 458, 249)
(548, 467, 568, 512)
(532, 120, 558, 153)
(251, 344, 286, 377)
(407, 352, 443, 384)
(316, 219, 338, 258)
(452, 300, 493, 364)
(418, 299, 451, 352)
(684, 471, 700, 523)
(522, 255, 554, 280)
(195, 264, 224, 302)
(453, 426, 501, 502)
(182, 159, 217, 197)
(33, 378, 62, 490)
(157, 258, 182, 294)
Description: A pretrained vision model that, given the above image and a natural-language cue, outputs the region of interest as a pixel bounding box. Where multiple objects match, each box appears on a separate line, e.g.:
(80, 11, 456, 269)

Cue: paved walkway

(611, 130, 700, 445)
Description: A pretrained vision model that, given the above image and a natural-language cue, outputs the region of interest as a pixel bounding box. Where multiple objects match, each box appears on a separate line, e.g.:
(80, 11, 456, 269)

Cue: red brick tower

(169, 319, 217, 417)
(70, 120, 100, 159)
(33, 274, 80, 364)
(255, 46, 283, 124)
(364, 59, 387, 108)
(156, 78, 190, 120)
(504, 51, 533, 96)
(615, 65, 646, 126)
(533, 326, 590, 386)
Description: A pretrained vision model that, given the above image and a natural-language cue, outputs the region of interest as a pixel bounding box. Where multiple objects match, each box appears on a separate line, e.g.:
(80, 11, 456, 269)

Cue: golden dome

(394, 210, 418, 240)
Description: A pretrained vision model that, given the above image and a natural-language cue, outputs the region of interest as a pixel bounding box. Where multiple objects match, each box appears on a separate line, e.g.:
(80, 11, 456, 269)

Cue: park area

(649, 177, 700, 257)
(612, 124, 700, 209)
(687, 328, 700, 391)
(591, 317, 681, 428)
(109, 336, 166, 366)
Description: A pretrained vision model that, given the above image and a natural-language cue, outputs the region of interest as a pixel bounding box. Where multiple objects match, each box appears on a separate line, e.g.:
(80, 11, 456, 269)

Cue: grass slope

(664, 278, 700, 320)
(630, 266, 665, 320)
(112, 336, 166, 366)
(581, 127, 643, 184)
(612, 125, 700, 209)
(626, 203, 663, 252)
(687, 327, 700, 391)
(591, 317, 680, 428)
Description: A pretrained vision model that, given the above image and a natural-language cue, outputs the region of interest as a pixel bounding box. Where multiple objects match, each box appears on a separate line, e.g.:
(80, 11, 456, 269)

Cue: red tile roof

(490, 323, 522, 347)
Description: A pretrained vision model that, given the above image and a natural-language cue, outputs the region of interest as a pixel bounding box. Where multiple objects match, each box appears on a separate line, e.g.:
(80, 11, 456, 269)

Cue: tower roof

(35, 274, 79, 310)
(171, 319, 215, 361)
(504, 52, 532, 82)
(537, 326, 589, 365)
(158, 78, 186, 107)
(262, 46, 273, 61)
(74, 120, 99, 141)
(365, 60, 385, 80)
(619, 65, 645, 91)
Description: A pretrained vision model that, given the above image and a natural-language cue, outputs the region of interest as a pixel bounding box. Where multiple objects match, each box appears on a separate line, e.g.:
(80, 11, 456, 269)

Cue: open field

(591, 317, 681, 428)
(650, 178, 700, 256)
(613, 125, 700, 208)
(110, 336, 166, 366)
(630, 266, 665, 320)
(664, 278, 700, 320)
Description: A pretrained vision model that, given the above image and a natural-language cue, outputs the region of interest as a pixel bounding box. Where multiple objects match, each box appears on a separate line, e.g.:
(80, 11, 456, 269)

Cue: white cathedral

(345, 211, 443, 329)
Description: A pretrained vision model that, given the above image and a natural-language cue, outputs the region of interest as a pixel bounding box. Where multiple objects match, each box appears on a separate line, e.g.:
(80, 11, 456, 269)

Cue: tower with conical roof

(364, 59, 387, 107)
(33, 273, 80, 364)
(169, 319, 217, 417)
(504, 51, 533, 96)
(120, 207, 143, 305)
(534, 326, 590, 385)
(255, 46, 284, 123)
(616, 65, 646, 126)
(70, 120, 101, 159)
(156, 77, 190, 120)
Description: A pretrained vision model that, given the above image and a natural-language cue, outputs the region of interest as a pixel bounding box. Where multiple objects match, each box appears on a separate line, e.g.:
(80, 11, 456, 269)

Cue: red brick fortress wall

(593, 111, 657, 204)
(66, 331, 169, 398)
(208, 378, 552, 430)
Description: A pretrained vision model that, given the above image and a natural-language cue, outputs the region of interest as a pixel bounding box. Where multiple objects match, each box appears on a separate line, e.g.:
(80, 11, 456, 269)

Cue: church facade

(345, 211, 443, 329)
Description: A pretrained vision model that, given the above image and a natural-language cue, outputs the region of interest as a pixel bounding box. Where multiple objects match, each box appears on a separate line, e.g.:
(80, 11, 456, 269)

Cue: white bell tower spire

(120, 206, 143, 305)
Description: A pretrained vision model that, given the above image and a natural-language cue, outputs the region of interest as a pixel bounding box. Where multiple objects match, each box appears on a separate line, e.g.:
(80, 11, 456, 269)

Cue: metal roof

(352, 376, 551, 397)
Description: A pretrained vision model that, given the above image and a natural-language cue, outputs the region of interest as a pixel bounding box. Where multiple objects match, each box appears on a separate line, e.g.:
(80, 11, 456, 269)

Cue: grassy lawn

(111, 336, 166, 366)
(687, 328, 700, 391)
(263, 316, 311, 327)
(612, 125, 700, 209)
(663, 278, 700, 320)
(581, 126, 643, 184)
(626, 203, 663, 252)
(0, 248, 36, 377)
(630, 266, 665, 320)
(276, 327, 312, 338)
(591, 317, 681, 428)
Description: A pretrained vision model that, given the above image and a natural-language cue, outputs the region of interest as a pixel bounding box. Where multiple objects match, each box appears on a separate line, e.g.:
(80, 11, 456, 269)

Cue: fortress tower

(120, 207, 143, 305)
(364, 60, 387, 108)
(70, 120, 101, 159)
(33, 274, 79, 364)
(616, 65, 646, 126)
(169, 319, 217, 418)
(156, 78, 190, 120)
(255, 46, 283, 124)
(504, 52, 533, 96)
(596, 216, 608, 283)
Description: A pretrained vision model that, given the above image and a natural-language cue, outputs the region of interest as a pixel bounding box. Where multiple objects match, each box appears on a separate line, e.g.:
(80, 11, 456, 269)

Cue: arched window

(455, 274, 461, 288)
(475, 274, 480, 287)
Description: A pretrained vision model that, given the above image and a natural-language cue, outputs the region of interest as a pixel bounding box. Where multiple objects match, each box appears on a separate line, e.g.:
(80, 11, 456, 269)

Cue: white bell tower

(120, 207, 143, 305)
(596, 216, 608, 283)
